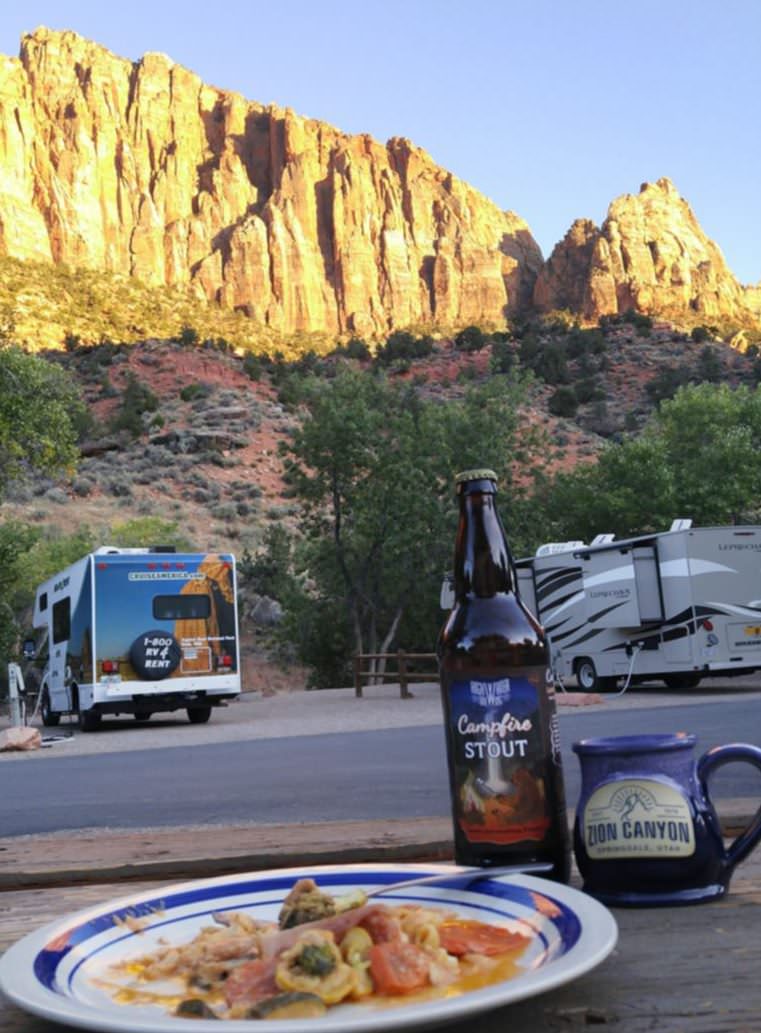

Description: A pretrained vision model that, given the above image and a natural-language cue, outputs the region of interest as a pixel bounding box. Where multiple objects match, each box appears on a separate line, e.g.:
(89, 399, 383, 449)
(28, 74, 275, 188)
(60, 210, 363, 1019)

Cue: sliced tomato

(223, 958, 279, 1006)
(359, 906, 402, 943)
(368, 941, 430, 996)
(438, 920, 529, 957)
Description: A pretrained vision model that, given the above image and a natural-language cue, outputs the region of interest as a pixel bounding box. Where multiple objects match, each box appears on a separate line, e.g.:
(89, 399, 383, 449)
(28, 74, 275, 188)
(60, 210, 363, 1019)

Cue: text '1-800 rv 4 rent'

(31, 547, 241, 730)
(514, 521, 761, 692)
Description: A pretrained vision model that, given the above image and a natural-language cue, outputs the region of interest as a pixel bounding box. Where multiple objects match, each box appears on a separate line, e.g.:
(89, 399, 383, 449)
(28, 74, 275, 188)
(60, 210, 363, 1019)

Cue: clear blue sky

(1, 0, 759, 284)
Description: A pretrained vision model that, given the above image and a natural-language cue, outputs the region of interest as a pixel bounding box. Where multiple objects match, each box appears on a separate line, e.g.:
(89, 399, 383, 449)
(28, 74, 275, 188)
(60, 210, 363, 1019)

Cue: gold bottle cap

(455, 468, 498, 486)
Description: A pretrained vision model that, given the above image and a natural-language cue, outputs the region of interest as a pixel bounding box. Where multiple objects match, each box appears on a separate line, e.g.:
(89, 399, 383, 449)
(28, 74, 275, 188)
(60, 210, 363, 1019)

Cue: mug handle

(697, 743, 761, 870)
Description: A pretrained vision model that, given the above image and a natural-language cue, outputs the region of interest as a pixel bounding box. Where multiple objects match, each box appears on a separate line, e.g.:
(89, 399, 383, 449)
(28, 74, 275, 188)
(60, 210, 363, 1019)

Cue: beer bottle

(437, 469, 570, 881)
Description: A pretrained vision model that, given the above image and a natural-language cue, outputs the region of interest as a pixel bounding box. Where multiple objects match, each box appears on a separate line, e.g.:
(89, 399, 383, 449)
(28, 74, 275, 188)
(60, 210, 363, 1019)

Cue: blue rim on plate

(0, 863, 618, 1033)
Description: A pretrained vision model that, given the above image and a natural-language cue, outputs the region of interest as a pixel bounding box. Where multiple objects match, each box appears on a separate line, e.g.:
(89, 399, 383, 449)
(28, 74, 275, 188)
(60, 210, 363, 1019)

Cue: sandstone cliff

(534, 178, 760, 328)
(0, 28, 542, 338)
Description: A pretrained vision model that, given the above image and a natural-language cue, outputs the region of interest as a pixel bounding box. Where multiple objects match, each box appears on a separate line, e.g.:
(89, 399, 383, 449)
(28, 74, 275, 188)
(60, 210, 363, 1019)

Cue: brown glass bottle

(437, 469, 570, 881)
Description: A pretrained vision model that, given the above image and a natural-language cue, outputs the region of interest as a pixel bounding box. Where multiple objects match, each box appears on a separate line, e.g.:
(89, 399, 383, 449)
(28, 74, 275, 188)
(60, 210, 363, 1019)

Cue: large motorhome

(514, 522, 761, 691)
(31, 547, 241, 730)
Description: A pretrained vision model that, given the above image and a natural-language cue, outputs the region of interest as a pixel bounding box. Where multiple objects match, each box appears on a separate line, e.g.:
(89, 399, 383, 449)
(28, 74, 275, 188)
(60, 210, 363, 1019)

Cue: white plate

(0, 863, 618, 1033)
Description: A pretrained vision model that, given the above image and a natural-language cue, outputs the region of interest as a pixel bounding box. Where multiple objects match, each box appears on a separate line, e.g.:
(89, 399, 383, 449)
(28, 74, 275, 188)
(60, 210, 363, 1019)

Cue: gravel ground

(1, 674, 759, 760)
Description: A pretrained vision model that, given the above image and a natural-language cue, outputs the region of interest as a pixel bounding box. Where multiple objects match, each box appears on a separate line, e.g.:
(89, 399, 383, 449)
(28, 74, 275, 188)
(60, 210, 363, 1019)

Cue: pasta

(105, 877, 532, 1020)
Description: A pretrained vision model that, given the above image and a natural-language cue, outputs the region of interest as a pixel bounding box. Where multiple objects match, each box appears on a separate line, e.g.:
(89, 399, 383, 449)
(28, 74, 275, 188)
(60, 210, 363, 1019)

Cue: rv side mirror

(22, 638, 36, 660)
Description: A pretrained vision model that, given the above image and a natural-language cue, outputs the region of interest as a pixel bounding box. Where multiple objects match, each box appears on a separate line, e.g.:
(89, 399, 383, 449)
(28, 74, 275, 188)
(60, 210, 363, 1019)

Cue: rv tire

(40, 687, 60, 727)
(575, 658, 618, 693)
(78, 703, 102, 732)
(134, 712, 152, 722)
(187, 706, 212, 724)
(663, 673, 702, 690)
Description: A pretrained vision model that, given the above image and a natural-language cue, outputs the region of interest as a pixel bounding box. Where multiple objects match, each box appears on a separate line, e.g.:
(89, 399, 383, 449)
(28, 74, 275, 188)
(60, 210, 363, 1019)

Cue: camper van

(31, 547, 241, 730)
(514, 522, 761, 692)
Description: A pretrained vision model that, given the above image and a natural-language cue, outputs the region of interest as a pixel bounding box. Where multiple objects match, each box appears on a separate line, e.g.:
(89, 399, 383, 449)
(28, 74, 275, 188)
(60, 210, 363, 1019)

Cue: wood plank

(2, 805, 756, 888)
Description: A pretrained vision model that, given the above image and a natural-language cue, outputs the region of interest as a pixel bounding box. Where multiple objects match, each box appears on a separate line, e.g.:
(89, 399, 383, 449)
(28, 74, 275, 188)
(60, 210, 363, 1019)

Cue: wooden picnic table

(1, 847, 759, 1033)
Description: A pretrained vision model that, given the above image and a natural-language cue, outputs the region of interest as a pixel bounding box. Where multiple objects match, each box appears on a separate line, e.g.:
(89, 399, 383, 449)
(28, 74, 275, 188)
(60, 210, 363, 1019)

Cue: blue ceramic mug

(572, 733, 761, 906)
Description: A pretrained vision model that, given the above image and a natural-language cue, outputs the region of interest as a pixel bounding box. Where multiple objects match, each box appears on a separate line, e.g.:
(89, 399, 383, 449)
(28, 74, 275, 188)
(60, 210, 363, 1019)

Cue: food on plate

(277, 877, 365, 929)
(105, 876, 532, 1020)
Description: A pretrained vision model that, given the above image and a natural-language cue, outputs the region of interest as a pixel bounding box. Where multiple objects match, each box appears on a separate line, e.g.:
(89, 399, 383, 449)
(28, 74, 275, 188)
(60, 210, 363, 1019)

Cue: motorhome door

(48, 593, 71, 708)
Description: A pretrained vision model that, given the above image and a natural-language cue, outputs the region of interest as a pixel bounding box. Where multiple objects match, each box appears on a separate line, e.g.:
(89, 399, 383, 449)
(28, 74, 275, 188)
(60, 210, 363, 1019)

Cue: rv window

(39, 592, 48, 612)
(153, 594, 211, 621)
(52, 598, 71, 643)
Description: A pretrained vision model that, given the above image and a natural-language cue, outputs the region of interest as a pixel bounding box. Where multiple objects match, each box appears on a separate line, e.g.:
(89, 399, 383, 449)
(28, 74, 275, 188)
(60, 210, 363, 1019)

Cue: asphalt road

(2, 695, 760, 837)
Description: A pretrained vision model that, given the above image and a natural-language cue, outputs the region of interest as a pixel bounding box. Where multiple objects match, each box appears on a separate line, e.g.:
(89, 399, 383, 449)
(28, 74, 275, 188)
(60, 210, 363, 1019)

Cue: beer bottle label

(447, 669, 553, 845)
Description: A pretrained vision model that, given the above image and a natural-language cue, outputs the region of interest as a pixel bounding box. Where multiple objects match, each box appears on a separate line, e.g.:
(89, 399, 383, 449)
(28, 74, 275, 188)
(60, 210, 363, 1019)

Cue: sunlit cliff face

(534, 178, 761, 330)
(0, 28, 542, 338)
(1, 30, 758, 340)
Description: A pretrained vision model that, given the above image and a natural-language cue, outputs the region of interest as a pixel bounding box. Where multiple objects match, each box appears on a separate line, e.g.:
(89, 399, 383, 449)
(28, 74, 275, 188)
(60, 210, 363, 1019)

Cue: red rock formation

(0, 28, 542, 337)
(534, 178, 759, 328)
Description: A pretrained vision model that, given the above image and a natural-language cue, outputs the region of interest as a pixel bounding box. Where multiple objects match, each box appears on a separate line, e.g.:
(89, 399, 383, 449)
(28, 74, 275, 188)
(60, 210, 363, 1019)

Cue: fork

(364, 862, 554, 899)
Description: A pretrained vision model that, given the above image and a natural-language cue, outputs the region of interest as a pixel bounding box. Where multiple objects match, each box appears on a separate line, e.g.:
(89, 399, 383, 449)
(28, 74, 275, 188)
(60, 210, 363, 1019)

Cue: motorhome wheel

(575, 658, 598, 691)
(77, 703, 101, 732)
(129, 630, 182, 681)
(187, 706, 212, 724)
(663, 673, 702, 690)
(574, 658, 618, 693)
(40, 687, 60, 727)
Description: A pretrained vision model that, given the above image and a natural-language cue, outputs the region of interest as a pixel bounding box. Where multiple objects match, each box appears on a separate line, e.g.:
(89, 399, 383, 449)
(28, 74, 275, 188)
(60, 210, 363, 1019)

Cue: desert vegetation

(1, 312, 760, 688)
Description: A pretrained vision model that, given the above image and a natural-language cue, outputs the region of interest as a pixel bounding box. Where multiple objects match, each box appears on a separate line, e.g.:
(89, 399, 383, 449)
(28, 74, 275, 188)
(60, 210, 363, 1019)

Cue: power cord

(609, 643, 644, 697)
(552, 644, 643, 699)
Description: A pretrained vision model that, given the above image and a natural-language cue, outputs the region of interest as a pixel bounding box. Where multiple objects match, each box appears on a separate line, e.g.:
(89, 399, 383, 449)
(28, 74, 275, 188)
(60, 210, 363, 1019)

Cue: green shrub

(110, 373, 160, 437)
(534, 342, 569, 384)
(109, 516, 195, 551)
(645, 366, 691, 404)
(108, 479, 133, 497)
(490, 340, 516, 375)
(518, 332, 541, 366)
(212, 502, 238, 521)
(344, 337, 371, 360)
(626, 310, 653, 336)
(179, 326, 199, 347)
(456, 364, 479, 383)
(332, 337, 370, 361)
(454, 325, 488, 352)
(45, 487, 69, 504)
(242, 353, 263, 380)
(72, 477, 94, 497)
(548, 385, 579, 417)
(567, 327, 607, 358)
(375, 330, 434, 365)
(180, 382, 212, 402)
(694, 346, 722, 383)
(99, 374, 119, 398)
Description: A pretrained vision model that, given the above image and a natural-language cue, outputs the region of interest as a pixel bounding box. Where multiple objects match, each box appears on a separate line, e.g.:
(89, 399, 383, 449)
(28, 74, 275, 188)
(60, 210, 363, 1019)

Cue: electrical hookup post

(7, 662, 25, 726)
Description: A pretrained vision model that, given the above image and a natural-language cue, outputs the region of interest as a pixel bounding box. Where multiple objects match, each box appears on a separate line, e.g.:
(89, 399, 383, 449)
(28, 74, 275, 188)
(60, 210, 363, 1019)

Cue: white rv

(31, 547, 241, 730)
(514, 521, 761, 691)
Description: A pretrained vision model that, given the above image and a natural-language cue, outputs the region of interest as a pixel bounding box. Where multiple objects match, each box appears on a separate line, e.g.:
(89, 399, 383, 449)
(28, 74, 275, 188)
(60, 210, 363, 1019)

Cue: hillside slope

(4, 319, 757, 558)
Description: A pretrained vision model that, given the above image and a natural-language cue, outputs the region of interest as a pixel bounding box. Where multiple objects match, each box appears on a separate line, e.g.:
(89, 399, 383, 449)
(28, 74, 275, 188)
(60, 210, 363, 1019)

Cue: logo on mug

(582, 778, 695, 859)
